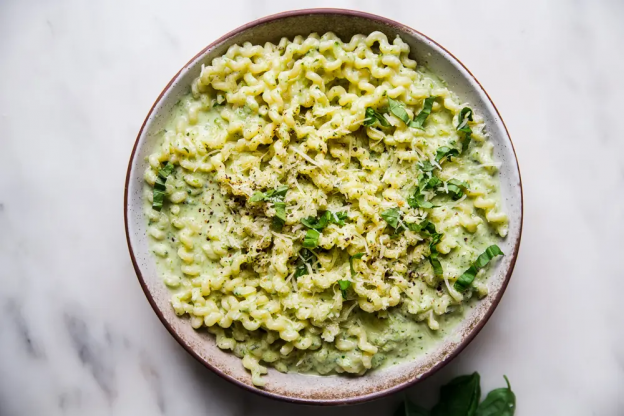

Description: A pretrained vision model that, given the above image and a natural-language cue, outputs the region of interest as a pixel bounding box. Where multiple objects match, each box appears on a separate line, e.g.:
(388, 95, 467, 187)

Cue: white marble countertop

(1, 0, 623, 414)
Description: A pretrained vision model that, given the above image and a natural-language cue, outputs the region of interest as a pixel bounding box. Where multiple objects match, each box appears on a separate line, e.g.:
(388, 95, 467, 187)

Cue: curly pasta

(144, 32, 507, 385)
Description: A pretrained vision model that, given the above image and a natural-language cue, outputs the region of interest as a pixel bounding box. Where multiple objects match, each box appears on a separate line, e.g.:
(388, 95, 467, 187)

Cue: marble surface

(1, 0, 623, 414)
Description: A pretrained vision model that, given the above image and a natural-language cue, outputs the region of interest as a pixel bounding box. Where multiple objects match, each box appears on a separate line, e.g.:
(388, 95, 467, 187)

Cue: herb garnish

(303, 228, 320, 249)
(301, 211, 347, 230)
(364, 107, 390, 127)
(435, 146, 460, 163)
(349, 252, 365, 276)
(152, 162, 175, 211)
(338, 279, 351, 299)
(250, 185, 289, 230)
(388, 97, 411, 125)
(381, 207, 402, 229)
(294, 248, 314, 279)
(455, 245, 504, 292)
(446, 178, 470, 200)
(410, 96, 436, 130)
(457, 107, 474, 153)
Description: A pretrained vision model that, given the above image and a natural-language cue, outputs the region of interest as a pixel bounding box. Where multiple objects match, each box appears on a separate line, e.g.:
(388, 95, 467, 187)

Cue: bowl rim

(124, 7, 524, 406)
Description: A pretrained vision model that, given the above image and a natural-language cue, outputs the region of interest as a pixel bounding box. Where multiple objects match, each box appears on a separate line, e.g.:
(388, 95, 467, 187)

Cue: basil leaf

(364, 107, 390, 127)
(446, 179, 469, 200)
(266, 185, 289, 201)
(272, 201, 287, 230)
(381, 208, 401, 229)
(349, 252, 365, 276)
(431, 372, 481, 416)
(388, 97, 411, 125)
(476, 376, 516, 416)
(301, 211, 348, 230)
(457, 107, 474, 153)
(251, 185, 289, 203)
(152, 162, 175, 211)
(338, 279, 351, 299)
(408, 193, 436, 209)
(410, 96, 436, 130)
(435, 146, 460, 163)
(250, 192, 266, 202)
(394, 399, 431, 416)
(303, 228, 320, 248)
(455, 245, 504, 292)
(294, 248, 314, 278)
(332, 211, 348, 226)
(418, 160, 435, 172)
(428, 252, 443, 276)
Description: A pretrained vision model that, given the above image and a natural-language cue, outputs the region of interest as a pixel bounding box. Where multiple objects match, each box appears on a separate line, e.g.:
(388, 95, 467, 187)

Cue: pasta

(144, 32, 507, 385)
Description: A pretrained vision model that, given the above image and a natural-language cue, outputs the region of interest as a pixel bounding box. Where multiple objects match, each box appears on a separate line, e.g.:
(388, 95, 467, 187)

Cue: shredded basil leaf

(301, 211, 347, 230)
(338, 279, 351, 299)
(381, 208, 401, 229)
(250, 185, 288, 203)
(272, 201, 287, 230)
(410, 96, 436, 129)
(455, 245, 504, 292)
(418, 160, 435, 172)
(349, 252, 365, 276)
(475, 376, 516, 416)
(457, 107, 474, 153)
(294, 248, 314, 278)
(388, 97, 411, 125)
(435, 146, 460, 163)
(265, 185, 289, 201)
(152, 162, 175, 211)
(303, 228, 320, 248)
(446, 179, 470, 200)
(364, 107, 390, 127)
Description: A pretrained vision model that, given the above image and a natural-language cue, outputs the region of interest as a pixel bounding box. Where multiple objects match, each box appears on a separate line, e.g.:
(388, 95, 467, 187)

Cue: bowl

(124, 8, 523, 405)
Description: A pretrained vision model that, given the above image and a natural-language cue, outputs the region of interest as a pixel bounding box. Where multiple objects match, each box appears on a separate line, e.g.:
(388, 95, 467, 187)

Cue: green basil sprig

(432, 372, 481, 416)
(476, 376, 516, 416)
(364, 107, 391, 127)
(455, 245, 504, 292)
(395, 373, 515, 416)
(457, 107, 474, 153)
(152, 162, 175, 211)
(349, 252, 365, 276)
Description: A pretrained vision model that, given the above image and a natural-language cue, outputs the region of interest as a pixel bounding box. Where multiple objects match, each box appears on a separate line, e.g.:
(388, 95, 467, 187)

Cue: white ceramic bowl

(124, 9, 523, 405)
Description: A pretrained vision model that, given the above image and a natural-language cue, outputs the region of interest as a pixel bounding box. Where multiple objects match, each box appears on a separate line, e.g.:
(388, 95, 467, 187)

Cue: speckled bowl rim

(124, 8, 523, 406)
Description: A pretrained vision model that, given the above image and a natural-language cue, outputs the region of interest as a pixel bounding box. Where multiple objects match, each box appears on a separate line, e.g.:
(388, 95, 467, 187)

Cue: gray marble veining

(0, 0, 623, 415)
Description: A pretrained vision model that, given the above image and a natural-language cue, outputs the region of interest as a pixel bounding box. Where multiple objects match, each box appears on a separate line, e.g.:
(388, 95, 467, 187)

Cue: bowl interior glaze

(124, 9, 523, 405)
